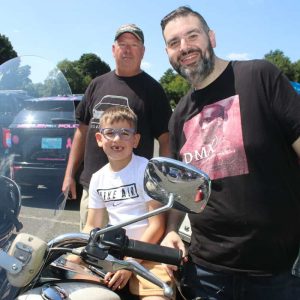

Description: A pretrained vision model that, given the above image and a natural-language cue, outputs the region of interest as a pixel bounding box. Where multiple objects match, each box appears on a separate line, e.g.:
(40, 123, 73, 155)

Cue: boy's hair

(160, 6, 210, 34)
(99, 105, 137, 130)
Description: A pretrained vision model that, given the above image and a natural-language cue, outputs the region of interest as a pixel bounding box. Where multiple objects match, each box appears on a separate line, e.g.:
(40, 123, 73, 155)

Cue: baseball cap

(114, 24, 144, 44)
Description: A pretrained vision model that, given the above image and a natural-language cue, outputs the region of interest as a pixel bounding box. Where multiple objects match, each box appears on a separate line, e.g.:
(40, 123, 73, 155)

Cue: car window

(12, 100, 77, 125)
(24, 100, 75, 112)
(0, 92, 30, 113)
(0, 94, 18, 113)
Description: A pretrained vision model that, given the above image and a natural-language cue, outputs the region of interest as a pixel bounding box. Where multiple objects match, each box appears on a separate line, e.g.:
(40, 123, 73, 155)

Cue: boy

(84, 105, 173, 299)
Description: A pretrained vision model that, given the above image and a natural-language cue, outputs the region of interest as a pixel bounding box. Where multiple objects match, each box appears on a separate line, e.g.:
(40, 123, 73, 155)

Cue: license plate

(41, 137, 62, 149)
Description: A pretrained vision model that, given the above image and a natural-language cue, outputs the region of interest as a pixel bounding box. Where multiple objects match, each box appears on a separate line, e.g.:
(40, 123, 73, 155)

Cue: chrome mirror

(144, 157, 211, 213)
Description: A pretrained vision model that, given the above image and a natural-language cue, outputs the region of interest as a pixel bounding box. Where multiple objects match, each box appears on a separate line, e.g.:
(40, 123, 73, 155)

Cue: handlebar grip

(124, 239, 182, 266)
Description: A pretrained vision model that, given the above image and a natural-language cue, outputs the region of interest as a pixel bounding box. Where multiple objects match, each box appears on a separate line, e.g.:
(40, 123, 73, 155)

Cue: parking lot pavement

(19, 187, 80, 242)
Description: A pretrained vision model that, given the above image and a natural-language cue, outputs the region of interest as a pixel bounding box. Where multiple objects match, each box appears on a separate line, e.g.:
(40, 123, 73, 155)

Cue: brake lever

(51, 256, 106, 282)
(94, 254, 173, 299)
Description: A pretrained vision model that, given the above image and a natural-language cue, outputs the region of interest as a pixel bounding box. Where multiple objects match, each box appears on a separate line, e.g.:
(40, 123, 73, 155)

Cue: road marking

(19, 214, 79, 226)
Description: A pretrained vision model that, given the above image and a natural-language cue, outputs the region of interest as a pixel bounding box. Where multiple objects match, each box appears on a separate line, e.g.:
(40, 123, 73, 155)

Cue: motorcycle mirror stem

(91, 193, 175, 244)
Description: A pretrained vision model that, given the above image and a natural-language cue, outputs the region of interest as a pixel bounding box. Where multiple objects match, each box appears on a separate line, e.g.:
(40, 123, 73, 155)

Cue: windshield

(0, 56, 78, 298)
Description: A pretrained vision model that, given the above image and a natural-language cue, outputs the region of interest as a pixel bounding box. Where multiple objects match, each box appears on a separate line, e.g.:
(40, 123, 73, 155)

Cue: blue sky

(1, 0, 300, 81)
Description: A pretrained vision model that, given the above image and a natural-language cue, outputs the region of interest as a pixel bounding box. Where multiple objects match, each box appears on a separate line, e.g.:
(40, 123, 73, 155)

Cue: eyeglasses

(99, 128, 136, 141)
(166, 30, 202, 50)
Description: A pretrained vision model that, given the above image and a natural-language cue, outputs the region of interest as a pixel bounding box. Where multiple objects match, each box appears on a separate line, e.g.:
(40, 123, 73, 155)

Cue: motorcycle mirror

(144, 157, 211, 214)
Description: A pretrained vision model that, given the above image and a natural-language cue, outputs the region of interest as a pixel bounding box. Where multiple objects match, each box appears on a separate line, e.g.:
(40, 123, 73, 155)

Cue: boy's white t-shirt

(88, 154, 152, 240)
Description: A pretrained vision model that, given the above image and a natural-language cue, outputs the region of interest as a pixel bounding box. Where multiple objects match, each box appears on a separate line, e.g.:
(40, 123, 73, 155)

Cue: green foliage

(293, 60, 300, 83)
(264, 49, 299, 81)
(39, 68, 72, 96)
(57, 59, 86, 94)
(78, 53, 110, 79)
(159, 68, 190, 109)
(57, 53, 111, 94)
(0, 34, 17, 65)
(0, 57, 31, 90)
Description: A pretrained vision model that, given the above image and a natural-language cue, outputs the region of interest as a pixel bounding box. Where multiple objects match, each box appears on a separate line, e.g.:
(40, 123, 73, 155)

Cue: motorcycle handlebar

(48, 232, 183, 266)
(125, 239, 182, 266)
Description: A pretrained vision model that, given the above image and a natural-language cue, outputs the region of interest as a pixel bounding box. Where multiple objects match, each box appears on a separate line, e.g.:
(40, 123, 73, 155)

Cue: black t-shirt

(76, 70, 172, 187)
(169, 60, 300, 273)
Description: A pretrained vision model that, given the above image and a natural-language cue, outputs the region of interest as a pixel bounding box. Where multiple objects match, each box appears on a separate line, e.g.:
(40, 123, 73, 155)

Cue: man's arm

(62, 123, 88, 199)
(292, 137, 300, 158)
(157, 132, 171, 157)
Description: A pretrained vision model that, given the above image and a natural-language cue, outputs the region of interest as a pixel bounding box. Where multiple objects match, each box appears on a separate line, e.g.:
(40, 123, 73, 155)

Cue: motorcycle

(0, 56, 211, 300)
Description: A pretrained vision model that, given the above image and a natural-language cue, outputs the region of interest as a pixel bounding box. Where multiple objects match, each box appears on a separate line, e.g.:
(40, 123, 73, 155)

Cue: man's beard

(170, 44, 215, 86)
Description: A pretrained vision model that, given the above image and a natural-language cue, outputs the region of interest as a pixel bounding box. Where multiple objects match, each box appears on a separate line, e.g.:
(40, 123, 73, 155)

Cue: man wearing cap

(62, 23, 172, 229)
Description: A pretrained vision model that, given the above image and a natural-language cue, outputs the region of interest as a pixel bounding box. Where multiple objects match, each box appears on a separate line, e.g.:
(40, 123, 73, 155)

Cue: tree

(0, 34, 18, 65)
(58, 54, 111, 93)
(0, 57, 32, 90)
(160, 68, 190, 108)
(78, 53, 110, 79)
(38, 68, 72, 97)
(292, 60, 300, 83)
(57, 59, 86, 94)
(264, 49, 295, 81)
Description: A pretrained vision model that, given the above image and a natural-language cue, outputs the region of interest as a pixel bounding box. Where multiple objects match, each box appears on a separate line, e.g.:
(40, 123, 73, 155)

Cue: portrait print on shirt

(180, 95, 249, 180)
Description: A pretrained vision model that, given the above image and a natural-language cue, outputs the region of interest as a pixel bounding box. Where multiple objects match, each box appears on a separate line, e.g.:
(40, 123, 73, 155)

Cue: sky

(1, 0, 300, 82)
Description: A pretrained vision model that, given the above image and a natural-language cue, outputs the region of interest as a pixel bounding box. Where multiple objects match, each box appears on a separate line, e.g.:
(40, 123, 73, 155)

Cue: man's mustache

(179, 48, 203, 60)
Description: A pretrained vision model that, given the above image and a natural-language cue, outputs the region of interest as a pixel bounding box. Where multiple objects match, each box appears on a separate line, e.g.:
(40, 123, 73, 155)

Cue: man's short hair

(160, 6, 210, 33)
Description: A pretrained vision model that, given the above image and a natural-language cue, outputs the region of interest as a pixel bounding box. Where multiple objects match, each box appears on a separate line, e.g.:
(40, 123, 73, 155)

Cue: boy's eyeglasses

(99, 128, 136, 141)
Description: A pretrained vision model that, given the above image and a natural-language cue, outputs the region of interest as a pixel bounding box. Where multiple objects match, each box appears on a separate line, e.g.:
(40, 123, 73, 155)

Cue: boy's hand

(105, 270, 132, 291)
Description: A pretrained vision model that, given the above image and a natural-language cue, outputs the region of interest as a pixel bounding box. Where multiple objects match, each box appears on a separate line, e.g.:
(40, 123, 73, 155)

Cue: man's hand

(161, 231, 187, 278)
(61, 123, 88, 200)
(62, 176, 77, 200)
(161, 231, 186, 254)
